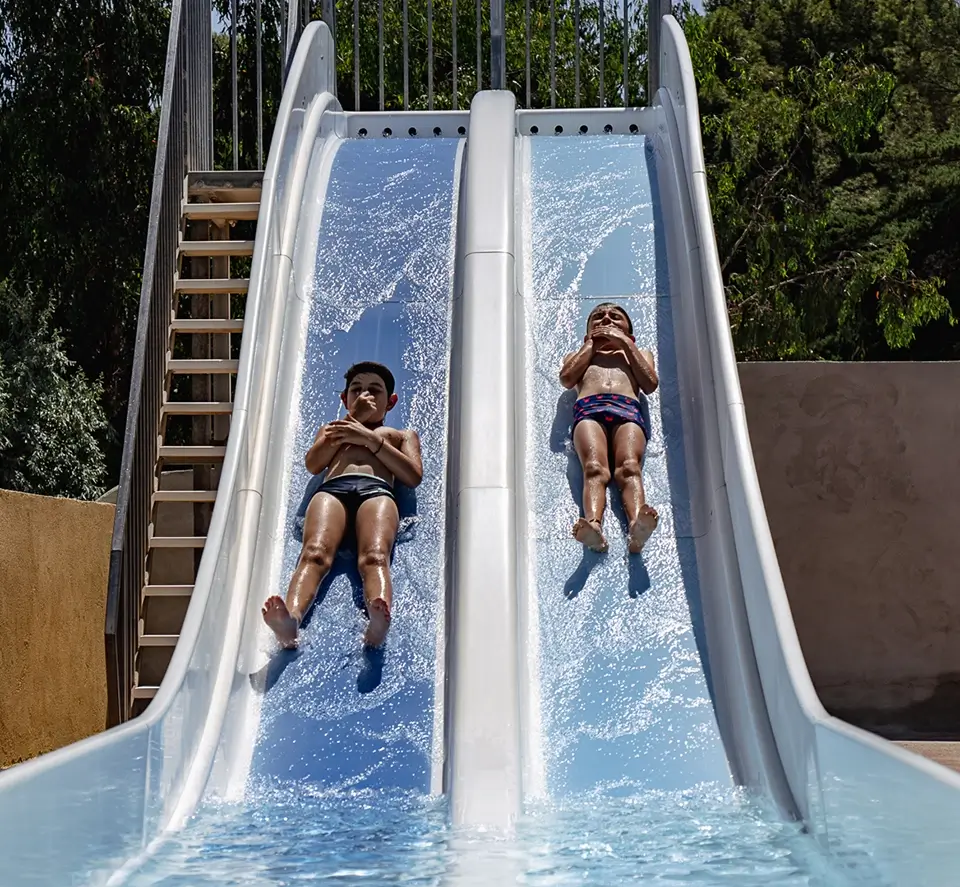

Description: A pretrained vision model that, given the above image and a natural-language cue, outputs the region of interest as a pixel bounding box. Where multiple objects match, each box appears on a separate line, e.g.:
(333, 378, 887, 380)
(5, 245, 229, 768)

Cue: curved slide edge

(659, 13, 960, 883)
(0, 22, 339, 887)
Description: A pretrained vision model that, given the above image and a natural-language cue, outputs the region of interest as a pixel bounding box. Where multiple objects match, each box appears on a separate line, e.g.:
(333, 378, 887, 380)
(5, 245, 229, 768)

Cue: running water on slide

(126, 135, 464, 884)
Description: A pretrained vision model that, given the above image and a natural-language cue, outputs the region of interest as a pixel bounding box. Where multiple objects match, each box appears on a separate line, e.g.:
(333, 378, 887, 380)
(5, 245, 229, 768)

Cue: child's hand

(327, 416, 379, 449)
(592, 325, 632, 347)
(350, 393, 377, 421)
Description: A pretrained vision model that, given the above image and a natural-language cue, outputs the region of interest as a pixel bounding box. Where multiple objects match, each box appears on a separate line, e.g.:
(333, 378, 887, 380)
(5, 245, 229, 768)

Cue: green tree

(0, 0, 168, 487)
(0, 280, 108, 498)
(691, 0, 960, 359)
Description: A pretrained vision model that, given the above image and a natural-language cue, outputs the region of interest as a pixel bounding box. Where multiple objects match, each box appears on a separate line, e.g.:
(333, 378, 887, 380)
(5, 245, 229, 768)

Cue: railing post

(647, 0, 671, 104)
(490, 0, 505, 89)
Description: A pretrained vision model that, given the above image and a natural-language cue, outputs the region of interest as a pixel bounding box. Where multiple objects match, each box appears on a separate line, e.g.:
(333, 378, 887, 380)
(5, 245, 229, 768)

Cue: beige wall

(0, 489, 114, 767)
(741, 362, 960, 738)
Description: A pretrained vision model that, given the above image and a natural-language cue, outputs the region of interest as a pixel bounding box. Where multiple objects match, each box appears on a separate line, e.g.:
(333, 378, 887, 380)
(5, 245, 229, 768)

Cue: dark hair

(343, 361, 396, 397)
(587, 302, 633, 335)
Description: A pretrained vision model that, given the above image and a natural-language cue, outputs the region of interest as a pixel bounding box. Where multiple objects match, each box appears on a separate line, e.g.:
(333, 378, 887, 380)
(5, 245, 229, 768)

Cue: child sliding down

(559, 303, 659, 554)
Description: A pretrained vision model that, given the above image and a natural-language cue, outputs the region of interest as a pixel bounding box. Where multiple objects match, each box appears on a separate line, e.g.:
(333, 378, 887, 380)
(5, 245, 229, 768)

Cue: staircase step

(183, 202, 259, 221)
(161, 401, 234, 416)
(148, 535, 207, 549)
(143, 584, 195, 598)
(167, 358, 239, 374)
(175, 278, 249, 295)
(187, 170, 263, 204)
(152, 489, 218, 504)
(132, 686, 159, 700)
(170, 318, 244, 334)
(139, 634, 179, 647)
(179, 239, 255, 257)
(158, 445, 226, 463)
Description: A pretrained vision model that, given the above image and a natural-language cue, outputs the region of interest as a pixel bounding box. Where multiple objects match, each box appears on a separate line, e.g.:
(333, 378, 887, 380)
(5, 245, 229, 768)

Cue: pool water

(128, 780, 861, 886)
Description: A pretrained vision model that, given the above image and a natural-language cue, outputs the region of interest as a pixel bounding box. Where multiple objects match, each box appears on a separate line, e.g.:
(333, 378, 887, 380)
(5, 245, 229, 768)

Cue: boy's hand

(327, 415, 380, 450)
(350, 393, 377, 421)
(592, 325, 631, 347)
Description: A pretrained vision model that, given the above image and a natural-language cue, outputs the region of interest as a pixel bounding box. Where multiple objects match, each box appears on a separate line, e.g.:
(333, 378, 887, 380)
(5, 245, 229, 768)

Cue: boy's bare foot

(262, 595, 299, 649)
(364, 597, 392, 648)
(573, 517, 608, 553)
(627, 505, 659, 554)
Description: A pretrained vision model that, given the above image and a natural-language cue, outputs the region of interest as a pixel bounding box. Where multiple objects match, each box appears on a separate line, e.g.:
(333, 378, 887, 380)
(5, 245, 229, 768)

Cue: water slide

(3, 16, 960, 887)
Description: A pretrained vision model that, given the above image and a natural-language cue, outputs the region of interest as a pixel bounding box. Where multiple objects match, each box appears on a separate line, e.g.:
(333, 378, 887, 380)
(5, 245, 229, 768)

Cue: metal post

(354, 0, 360, 110)
(475, 0, 482, 92)
(256, 0, 263, 167)
(549, 0, 556, 108)
(622, 0, 629, 106)
(648, 0, 669, 104)
(403, 0, 409, 109)
(490, 0, 505, 89)
(428, 0, 435, 108)
(599, 0, 605, 107)
(524, 0, 531, 107)
(574, 0, 581, 107)
(231, 0, 238, 168)
(452, 0, 458, 108)
(378, 0, 385, 110)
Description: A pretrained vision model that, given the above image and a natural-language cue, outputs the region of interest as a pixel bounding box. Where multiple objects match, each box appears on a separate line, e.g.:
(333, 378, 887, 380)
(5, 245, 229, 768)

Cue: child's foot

(627, 505, 659, 554)
(364, 598, 392, 648)
(573, 517, 608, 553)
(262, 595, 299, 649)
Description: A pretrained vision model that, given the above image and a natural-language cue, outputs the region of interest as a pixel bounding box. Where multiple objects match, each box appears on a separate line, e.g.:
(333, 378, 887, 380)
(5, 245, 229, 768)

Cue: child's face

(587, 305, 631, 336)
(343, 372, 394, 419)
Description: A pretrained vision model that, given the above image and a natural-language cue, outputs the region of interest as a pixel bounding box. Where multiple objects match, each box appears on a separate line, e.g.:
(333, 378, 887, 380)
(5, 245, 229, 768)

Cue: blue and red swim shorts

(572, 393, 649, 441)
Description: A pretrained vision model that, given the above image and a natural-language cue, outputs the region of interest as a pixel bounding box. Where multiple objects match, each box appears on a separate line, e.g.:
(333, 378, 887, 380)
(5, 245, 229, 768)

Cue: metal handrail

(104, 0, 212, 727)
(282, 0, 671, 111)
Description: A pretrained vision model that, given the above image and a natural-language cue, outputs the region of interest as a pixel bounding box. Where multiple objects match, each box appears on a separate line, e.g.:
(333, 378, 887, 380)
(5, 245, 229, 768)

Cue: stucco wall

(0, 489, 114, 767)
(740, 362, 960, 738)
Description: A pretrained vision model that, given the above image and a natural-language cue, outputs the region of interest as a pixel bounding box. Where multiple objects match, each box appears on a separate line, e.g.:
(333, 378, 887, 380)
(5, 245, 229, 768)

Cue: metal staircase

(132, 171, 261, 714)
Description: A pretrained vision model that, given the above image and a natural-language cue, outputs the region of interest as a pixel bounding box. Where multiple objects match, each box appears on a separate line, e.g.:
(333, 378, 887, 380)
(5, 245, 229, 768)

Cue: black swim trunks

(310, 472, 396, 521)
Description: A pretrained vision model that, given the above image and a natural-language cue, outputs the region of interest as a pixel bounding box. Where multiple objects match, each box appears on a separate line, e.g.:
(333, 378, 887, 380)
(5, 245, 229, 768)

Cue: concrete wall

(0, 490, 114, 767)
(740, 362, 960, 739)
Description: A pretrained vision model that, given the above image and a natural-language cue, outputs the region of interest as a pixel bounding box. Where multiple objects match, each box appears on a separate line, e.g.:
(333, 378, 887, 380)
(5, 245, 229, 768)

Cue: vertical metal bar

(524, 0, 531, 108)
(378, 0, 385, 110)
(622, 0, 629, 106)
(648, 0, 666, 104)
(256, 0, 263, 167)
(354, 0, 360, 110)
(490, 0, 504, 89)
(428, 0, 434, 108)
(549, 0, 556, 107)
(599, 0, 605, 107)
(452, 0, 458, 109)
(574, 0, 581, 107)
(476, 0, 482, 92)
(403, 0, 409, 109)
(231, 0, 238, 168)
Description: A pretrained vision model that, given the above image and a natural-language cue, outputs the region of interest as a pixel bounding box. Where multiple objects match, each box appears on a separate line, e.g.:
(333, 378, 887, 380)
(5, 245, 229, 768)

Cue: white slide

(2, 16, 960, 887)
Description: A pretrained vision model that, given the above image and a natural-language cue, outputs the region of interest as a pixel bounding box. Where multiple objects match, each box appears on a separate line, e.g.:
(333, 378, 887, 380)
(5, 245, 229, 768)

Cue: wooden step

(158, 445, 226, 463)
(152, 489, 218, 504)
(896, 741, 960, 775)
(139, 634, 179, 647)
(175, 278, 249, 295)
(161, 401, 234, 416)
(143, 584, 195, 598)
(167, 358, 239, 374)
(183, 202, 259, 221)
(170, 318, 244, 334)
(179, 239, 255, 257)
(132, 686, 159, 700)
(188, 170, 263, 204)
(148, 535, 207, 549)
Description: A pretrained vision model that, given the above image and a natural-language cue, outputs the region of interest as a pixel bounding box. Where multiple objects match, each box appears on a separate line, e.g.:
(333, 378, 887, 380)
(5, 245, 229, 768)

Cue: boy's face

(587, 304, 632, 337)
(341, 372, 397, 420)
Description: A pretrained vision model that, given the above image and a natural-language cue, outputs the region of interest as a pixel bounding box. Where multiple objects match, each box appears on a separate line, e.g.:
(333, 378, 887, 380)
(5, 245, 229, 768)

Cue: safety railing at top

(283, 0, 672, 112)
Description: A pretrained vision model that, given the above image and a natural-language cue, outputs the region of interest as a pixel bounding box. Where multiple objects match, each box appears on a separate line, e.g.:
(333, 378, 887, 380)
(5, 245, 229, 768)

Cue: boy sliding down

(559, 303, 659, 554)
(262, 361, 423, 649)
